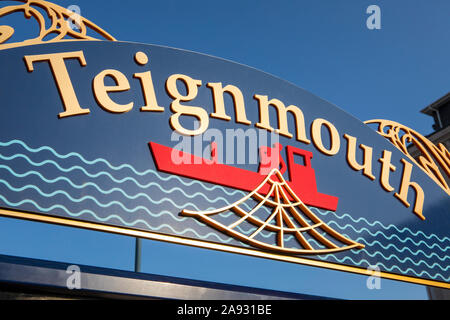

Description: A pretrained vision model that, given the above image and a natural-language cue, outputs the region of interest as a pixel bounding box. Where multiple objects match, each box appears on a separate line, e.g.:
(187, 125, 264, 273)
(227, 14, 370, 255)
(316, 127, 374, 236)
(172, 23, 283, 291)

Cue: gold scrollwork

(365, 119, 450, 195)
(0, 0, 116, 50)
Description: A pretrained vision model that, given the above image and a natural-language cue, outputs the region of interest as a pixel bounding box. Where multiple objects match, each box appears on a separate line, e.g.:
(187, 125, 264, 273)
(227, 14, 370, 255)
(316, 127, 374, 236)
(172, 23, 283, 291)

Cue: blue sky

(1, 0, 449, 299)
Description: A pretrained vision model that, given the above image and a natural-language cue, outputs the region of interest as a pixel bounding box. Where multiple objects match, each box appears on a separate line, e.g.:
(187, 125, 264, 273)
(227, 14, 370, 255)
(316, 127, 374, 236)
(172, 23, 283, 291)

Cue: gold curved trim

(0, 207, 448, 289)
(365, 119, 450, 195)
(0, 0, 116, 51)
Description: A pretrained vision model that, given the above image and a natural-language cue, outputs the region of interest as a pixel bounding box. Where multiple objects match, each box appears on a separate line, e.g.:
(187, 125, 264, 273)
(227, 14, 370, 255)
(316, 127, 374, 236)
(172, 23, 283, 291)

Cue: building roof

(421, 92, 450, 116)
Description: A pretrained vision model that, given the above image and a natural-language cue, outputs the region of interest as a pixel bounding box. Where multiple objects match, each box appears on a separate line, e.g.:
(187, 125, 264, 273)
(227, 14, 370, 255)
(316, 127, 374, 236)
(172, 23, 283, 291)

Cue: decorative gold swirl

(0, 0, 116, 50)
(365, 119, 450, 195)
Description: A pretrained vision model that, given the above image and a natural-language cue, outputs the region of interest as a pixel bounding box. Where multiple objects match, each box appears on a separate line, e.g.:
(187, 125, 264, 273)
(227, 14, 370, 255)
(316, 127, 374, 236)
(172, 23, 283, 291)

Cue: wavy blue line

(0, 152, 204, 191)
(0, 179, 221, 213)
(356, 238, 449, 261)
(218, 212, 235, 219)
(311, 208, 450, 243)
(326, 221, 449, 251)
(0, 176, 332, 241)
(0, 141, 245, 197)
(0, 153, 255, 209)
(0, 194, 233, 243)
(233, 226, 278, 239)
(283, 233, 449, 270)
(0, 164, 254, 212)
(0, 164, 233, 206)
(332, 233, 449, 278)
(356, 248, 450, 271)
(0, 177, 216, 228)
(0, 139, 155, 176)
(316, 255, 449, 281)
(281, 234, 449, 270)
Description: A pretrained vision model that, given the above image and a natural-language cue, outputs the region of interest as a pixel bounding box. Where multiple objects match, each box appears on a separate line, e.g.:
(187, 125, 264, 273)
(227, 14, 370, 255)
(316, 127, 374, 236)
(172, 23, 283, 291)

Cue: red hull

(149, 142, 338, 211)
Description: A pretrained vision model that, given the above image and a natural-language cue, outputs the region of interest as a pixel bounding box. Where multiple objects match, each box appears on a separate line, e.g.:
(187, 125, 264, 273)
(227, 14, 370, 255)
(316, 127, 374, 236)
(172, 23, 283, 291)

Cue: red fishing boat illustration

(149, 141, 339, 211)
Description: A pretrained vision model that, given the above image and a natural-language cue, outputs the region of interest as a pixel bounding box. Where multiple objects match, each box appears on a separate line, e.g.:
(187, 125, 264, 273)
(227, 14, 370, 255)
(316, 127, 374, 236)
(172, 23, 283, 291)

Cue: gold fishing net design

(182, 169, 364, 255)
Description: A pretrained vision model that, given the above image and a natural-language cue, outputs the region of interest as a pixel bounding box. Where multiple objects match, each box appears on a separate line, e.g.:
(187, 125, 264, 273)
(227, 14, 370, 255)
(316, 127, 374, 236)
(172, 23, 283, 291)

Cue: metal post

(134, 237, 142, 273)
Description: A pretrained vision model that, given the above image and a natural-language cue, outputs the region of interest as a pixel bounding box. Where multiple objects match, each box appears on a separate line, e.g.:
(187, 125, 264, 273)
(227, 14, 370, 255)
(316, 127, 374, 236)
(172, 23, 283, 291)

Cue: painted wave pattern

(0, 139, 249, 245)
(0, 139, 448, 282)
(309, 209, 450, 282)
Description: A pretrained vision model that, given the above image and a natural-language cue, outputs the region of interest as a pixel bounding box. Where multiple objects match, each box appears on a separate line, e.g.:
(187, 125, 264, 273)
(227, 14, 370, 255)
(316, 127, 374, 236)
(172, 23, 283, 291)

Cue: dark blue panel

(0, 41, 448, 286)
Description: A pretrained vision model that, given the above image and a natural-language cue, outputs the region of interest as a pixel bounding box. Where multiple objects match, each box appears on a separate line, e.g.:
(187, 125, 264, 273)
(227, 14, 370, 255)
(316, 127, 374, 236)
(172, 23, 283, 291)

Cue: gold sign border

(0, 207, 448, 290)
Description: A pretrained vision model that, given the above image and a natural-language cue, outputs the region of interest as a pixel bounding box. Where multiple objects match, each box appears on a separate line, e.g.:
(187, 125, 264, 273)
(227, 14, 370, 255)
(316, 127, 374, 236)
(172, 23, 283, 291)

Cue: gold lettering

(133, 51, 163, 112)
(254, 94, 310, 143)
(311, 118, 340, 156)
(344, 134, 375, 180)
(378, 150, 396, 192)
(93, 69, 133, 113)
(134, 71, 164, 112)
(24, 51, 90, 118)
(207, 82, 251, 125)
(134, 51, 149, 65)
(166, 74, 209, 135)
(395, 159, 425, 220)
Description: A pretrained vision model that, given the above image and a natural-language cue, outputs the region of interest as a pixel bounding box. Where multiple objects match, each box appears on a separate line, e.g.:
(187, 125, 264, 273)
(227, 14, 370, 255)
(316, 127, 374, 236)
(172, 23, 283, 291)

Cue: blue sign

(0, 0, 448, 289)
